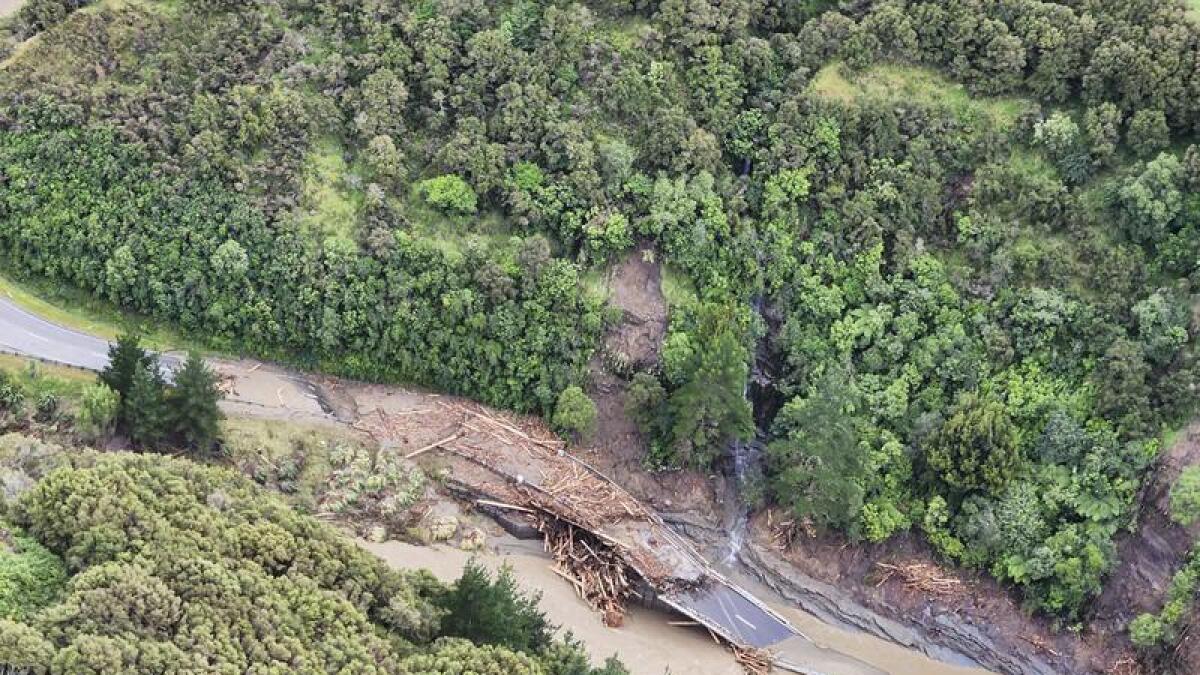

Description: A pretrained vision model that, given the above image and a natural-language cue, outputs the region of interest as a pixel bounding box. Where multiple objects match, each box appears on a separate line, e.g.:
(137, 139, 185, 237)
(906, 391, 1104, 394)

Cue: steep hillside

(1, 0, 1200, 655)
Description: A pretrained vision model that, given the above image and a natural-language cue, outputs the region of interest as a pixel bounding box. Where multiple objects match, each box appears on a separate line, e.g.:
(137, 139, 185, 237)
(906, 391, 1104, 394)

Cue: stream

(722, 296, 778, 565)
(362, 295, 993, 675)
(362, 535, 990, 675)
(722, 435, 760, 564)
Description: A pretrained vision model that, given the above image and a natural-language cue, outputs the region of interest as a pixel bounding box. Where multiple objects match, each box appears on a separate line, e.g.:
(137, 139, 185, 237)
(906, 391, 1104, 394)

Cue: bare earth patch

(582, 244, 721, 519)
(602, 243, 668, 370)
(1091, 421, 1200, 672)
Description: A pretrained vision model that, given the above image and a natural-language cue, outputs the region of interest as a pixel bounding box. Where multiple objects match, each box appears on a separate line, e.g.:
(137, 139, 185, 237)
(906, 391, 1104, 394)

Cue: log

(404, 432, 462, 459)
(474, 499, 536, 513)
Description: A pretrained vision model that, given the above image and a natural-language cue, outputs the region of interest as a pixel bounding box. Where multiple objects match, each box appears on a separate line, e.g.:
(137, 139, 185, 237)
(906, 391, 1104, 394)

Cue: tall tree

(925, 393, 1023, 495)
(768, 367, 867, 535)
(98, 333, 149, 402)
(660, 304, 754, 469)
(168, 352, 223, 453)
(124, 360, 168, 449)
(437, 561, 552, 654)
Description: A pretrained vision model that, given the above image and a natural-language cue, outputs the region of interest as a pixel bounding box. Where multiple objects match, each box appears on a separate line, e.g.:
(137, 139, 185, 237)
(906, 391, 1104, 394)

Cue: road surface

(0, 296, 116, 371)
(0, 295, 337, 422)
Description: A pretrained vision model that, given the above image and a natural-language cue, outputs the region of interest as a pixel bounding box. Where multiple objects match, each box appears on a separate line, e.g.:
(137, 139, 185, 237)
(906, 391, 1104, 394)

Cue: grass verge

(0, 354, 94, 397)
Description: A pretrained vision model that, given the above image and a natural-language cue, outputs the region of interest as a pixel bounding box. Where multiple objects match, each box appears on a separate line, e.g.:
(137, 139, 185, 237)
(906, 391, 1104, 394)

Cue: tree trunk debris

(875, 561, 967, 597)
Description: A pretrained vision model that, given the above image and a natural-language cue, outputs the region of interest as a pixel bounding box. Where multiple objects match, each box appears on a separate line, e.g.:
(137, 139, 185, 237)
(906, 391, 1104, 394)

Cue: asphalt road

(668, 583, 797, 649)
(0, 294, 885, 673)
(0, 296, 180, 377)
(0, 296, 115, 370)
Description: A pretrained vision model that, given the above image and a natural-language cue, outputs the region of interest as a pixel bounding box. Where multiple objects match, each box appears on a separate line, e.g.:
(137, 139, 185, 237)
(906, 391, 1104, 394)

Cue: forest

(2, 0, 1200, 647)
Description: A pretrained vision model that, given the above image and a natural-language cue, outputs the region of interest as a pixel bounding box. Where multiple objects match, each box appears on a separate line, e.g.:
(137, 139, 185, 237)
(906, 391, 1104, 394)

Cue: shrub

(8, 453, 446, 670)
(75, 384, 119, 441)
(320, 443, 425, 522)
(399, 637, 544, 675)
(436, 561, 552, 654)
(1129, 613, 1165, 648)
(1170, 466, 1200, 526)
(552, 387, 597, 440)
(33, 395, 58, 423)
(0, 618, 55, 671)
(0, 384, 24, 416)
(925, 394, 1023, 494)
(416, 175, 478, 215)
(0, 526, 66, 621)
(1127, 109, 1170, 158)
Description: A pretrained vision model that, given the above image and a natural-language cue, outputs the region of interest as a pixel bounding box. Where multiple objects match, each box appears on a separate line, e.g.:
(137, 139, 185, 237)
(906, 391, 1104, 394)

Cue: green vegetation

(296, 138, 363, 244)
(99, 335, 223, 451)
(0, 357, 91, 403)
(0, 272, 188, 352)
(438, 560, 552, 654)
(2, 0, 1200, 634)
(1130, 544, 1200, 650)
(0, 443, 623, 674)
(552, 386, 597, 440)
(0, 524, 66, 621)
(416, 174, 480, 215)
(1133, 463, 1200, 655)
(809, 62, 1028, 129)
(1171, 466, 1200, 526)
(74, 382, 118, 441)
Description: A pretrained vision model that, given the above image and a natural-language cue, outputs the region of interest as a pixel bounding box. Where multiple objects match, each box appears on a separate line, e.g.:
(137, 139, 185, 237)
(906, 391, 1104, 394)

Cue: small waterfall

(722, 435, 764, 564)
(722, 296, 780, 565)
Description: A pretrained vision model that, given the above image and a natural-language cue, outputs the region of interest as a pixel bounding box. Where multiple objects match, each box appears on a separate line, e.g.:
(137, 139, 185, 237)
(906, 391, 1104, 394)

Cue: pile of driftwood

(524, 463, 643, 529)
(732, 646, 772, 675)
(541, 518, 634, 627)
(1107, 653, 1140, 675)
(215, 372, 238, 397)
(875, 561, 967, 597)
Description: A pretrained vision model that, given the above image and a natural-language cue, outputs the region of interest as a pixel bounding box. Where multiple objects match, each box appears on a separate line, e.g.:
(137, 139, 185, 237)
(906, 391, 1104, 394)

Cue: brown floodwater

(361, 538, 992, 675)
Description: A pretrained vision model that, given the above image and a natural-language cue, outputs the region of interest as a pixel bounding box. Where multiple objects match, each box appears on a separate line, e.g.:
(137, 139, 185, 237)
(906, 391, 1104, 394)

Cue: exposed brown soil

(602, 243, 668, 372)
(582, 245, 720, 520)
(733, 417, 1200, 675)
(348, 390, 712, 589)
(1090, 421, 1200, 673)
(1096, 422, 1200, 617)
(213, 336, 1198, 675)
(747, 517, 1112, 673)
(208, 358, 333, 423)
(17, 232, 1196, 673)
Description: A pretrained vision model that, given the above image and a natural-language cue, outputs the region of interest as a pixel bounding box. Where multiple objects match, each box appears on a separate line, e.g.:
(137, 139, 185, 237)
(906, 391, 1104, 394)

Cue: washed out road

(0, 291, 839, 671)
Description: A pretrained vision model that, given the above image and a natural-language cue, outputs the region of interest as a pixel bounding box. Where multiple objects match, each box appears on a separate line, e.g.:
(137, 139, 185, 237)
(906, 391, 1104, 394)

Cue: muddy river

(363, 538, 990, 675)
